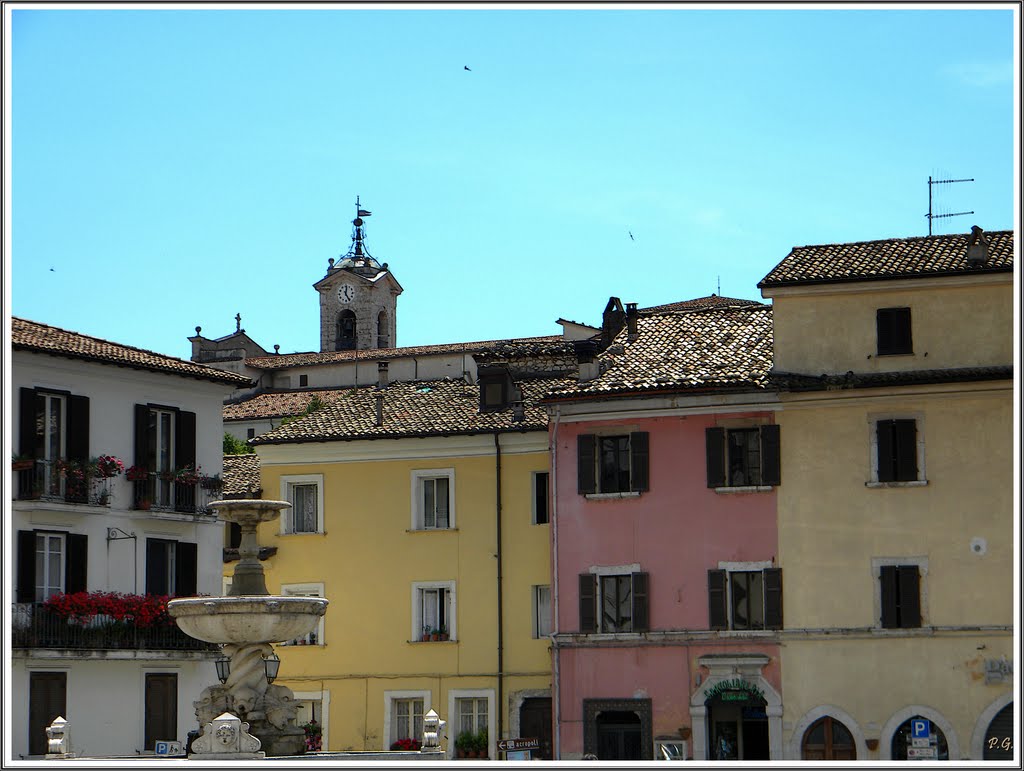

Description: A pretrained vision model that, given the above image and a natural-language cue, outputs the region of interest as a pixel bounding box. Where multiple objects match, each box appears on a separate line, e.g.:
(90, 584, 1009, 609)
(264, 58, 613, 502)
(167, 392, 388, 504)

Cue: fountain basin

(168, 596, 328, 644)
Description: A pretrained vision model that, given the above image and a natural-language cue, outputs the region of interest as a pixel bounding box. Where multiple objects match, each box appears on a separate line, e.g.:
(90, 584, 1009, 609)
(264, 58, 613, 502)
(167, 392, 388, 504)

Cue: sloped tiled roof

(771, 366, 1013, 392)
(251, 376, 573, 445)
(224, 389, 354, 421)
(758, 229, 1014, 288)
(222, 453, 262, 497)
(245, 335, 563, 371)
(12, 317, 252, 386)
(543, 305, 773, 401)
(641, 295, 767, 313)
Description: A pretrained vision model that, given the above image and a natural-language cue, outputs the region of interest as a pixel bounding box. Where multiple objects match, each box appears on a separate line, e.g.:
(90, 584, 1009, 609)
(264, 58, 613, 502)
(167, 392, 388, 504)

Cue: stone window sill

(584, 491, 641, 500)
(865, 480, 928, 488)
(713, 485, 773, 494)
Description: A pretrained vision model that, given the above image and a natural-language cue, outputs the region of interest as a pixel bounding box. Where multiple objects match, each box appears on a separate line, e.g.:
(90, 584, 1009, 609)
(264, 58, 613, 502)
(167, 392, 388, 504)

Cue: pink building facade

(543, 299, 785, 761)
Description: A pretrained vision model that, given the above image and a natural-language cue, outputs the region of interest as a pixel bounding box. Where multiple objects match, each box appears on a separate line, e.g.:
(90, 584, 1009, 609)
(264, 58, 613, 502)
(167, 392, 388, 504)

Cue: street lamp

(263, 652, 281, 684)
(215, 654, 231, 684)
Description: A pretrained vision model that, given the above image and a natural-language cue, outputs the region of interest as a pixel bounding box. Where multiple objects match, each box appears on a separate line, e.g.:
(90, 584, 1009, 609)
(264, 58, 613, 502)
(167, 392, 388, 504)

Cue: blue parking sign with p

(911, 719, 930, 739)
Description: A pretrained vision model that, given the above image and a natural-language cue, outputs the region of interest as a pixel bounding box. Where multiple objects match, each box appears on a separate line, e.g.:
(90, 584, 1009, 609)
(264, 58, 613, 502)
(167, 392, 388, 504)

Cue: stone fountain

(168, 499, 328, 757)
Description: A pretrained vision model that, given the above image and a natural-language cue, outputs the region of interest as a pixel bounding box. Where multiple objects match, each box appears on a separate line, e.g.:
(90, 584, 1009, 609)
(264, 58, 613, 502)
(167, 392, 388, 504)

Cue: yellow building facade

(759, 228, 1015, 761)
(246, 373, 563, 758)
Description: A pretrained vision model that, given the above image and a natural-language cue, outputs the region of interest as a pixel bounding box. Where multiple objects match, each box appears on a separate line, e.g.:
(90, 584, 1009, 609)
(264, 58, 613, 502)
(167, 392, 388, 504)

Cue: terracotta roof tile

(223, 389, 353, 421)
(222, 454, 262, 497)
(758, 229, 1014, 288)
(251, 376, 572, 445)
(641, 295, 766, 313)
(543, 306, 773, 401)
(12, 317, 252, 386)
(245, 335, 563, 371)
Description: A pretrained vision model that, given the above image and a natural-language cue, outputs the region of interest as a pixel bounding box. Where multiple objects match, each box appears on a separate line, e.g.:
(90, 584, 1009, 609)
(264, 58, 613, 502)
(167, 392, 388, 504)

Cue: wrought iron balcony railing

(11, 603, 218, 652)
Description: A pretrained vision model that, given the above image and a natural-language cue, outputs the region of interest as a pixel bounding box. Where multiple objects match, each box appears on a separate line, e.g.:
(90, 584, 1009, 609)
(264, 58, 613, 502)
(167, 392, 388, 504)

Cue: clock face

(337, 283, 355, 303)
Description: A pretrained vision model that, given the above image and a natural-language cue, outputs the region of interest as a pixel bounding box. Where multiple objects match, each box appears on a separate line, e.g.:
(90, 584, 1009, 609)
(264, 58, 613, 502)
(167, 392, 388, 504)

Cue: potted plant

(301, 719, 322, 752)
(391, 737, 421, 751)
(12, 453, 34, 471)
(175, 463, 202, 486)
(92, 454, 124, 479)
(455, 730, 474, 759)
(438, 627, 449, 641)
(430, 627, 441, 642)
(421, 625, 431, 642)
(126, 465, 149, 482)
(474, 727, 488, 759)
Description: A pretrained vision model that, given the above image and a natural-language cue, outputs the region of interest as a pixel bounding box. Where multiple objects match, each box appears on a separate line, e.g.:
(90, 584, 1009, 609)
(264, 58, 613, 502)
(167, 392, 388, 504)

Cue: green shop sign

(704, 678, 765, 704)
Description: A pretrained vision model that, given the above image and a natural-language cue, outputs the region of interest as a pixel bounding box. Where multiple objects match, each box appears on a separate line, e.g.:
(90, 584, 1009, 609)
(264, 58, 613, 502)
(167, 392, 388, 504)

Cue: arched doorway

(595, 710, 641, 760)
(891, 715, 949, 761)
(706, 688, 769, 760)
(336, 310, 356, 350)
(983, 703, 1013, 760)
(802, 716, 856, 760)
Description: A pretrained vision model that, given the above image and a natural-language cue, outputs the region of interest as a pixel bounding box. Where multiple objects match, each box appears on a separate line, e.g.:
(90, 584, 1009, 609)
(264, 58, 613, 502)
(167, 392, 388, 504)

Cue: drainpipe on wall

(550, 406, 562, 760)
(494, 432, 505, 747)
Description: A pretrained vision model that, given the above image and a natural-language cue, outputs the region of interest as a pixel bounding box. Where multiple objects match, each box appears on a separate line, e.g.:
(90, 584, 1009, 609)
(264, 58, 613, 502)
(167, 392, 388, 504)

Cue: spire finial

(235, 313, 241, 332)
(350, 196, 373, 259)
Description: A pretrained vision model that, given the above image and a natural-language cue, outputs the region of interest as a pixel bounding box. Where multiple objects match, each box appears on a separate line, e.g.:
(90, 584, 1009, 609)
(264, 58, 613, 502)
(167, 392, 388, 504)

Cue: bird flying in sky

(629, 231, 635, 241)
(464, 65, 471, 71)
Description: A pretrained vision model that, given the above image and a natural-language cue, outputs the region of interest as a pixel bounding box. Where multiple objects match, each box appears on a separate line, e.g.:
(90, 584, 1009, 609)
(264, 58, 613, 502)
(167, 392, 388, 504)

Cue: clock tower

(314, 198, 403, 353)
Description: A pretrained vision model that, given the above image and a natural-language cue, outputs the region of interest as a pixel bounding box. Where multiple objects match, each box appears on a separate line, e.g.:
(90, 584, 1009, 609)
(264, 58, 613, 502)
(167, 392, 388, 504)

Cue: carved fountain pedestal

(169, 499, 328, 758)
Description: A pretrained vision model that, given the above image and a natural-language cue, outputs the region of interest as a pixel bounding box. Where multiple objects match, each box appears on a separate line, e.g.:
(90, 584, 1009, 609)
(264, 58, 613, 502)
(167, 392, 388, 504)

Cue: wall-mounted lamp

(263, 653, 281, 684)
(215, 654, 231, 684)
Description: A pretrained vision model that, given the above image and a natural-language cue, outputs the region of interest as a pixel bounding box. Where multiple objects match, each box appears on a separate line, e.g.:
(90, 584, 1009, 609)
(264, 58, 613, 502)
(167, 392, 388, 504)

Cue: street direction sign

(498, 738, 540, 752)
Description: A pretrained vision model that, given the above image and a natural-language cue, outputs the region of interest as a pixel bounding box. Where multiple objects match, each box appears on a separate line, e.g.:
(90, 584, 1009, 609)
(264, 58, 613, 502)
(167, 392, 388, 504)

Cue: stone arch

(689, 656, 783, 761)
(787, 704, 867, 760)
(970, 691, 1013, 760)
(880, 705, 960, 761)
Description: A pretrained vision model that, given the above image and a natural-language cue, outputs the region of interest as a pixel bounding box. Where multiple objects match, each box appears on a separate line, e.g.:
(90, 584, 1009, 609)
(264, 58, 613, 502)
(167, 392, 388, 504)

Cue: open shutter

(146, 539, 167, 596)
(708, 569, 728, 630)
(577, 435, 596, 494)
(879, 565, 898, 628)
(705, 428, 726, 488)
(176, 411, 197, 470)
(631, 572, 649, 632)
(898, 565, 921, 628)
(66, 395, 90, 464)
(629, 432, 649, 492)
(894, 420, 918, 482)
(135, 404, 151, 468)
(876, 421, 895, 482)
(579, 573, 597, 633)
(65, 534, 88, 594)
(175, 542, 198, 597)
(19, 388, 42, 458)
(17, 531, 36, 603)
(763, 568, 783, 629)
(760, 425, 781, 486)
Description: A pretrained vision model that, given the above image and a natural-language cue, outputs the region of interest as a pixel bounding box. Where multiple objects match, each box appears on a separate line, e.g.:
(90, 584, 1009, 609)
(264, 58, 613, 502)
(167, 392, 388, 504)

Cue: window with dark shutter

(877, 307, 913, 355)
(66, 534, 88, 594)
(146, 538, 171, 596)
(877, 419, 918, 482)
(175, 542, 198, 597)
(631, 572, 649, 632)
(763, 568, 783, 629)
(17, 530, 35, 604)
(705, 428, 726, 488)
(579, 573, 597, 633)
(176, 411, 197, 470)
(707, 569, 727, 630)
(629, 432, 649, 492)
(66, 395, 90, 464)
(534, 472, 549, 525)
(19, 388, 42, 458)
(577, 435, 597, 494)
(760, 425, 781, 486)
(880, 564, 921, 628)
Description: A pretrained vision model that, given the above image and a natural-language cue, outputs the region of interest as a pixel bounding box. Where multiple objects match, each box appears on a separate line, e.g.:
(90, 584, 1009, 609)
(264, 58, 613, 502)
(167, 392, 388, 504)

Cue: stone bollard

(421, 709, 446, 755)
(45, 716, 74, 758)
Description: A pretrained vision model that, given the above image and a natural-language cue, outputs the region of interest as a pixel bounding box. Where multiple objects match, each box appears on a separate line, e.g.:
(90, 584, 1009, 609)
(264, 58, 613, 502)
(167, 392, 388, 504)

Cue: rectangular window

(706, 425, 781, 488)
(281, 475, 324, 534)
(393, 698, 425, 742)
(281, 584, 325, 645)
(532, 472, 549, 525)
(299, 374, 309, 387)
(533, 585, 552, 638)
(133, 404, 196, 511)
(708, 567, 783, 630)
(17, 530, 86, 603)
(457, 697, 488, 737)
(145, 538, 198, 597)
(20, 388, 89, 499)
(880, 564, 922, 628)
(877, 307, 913, 355)
(411, 470, 455, 530)
(577, 432, 649, 494)
(34, 533, 65, 603)
(412, 580, 456, 641)
(421, 587, 448, 637)
(579, 572, 649, 634)
(876, 419, 918, 482)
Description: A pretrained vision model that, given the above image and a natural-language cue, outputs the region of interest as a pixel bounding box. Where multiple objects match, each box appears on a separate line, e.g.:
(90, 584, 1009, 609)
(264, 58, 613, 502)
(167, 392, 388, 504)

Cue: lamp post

(264, 653, 281, 684)
(215, 654, 231, 685)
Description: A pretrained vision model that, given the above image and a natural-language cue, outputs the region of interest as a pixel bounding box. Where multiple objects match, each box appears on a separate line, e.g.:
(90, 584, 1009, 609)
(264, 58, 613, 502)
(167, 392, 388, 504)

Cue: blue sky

(7, 3, 1018, 360)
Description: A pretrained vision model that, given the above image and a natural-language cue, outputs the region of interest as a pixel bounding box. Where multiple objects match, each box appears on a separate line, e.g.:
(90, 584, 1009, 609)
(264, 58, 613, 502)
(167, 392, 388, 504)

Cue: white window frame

(280, 474, 325, 534)
(447, 688, 496, 760)
(410, 468, 455, 531)
(293, 688, 329, 751)
(866, 412, 927, 487)
(717, 560, 775, 633)
(384, 689, 431, 749)
(531, 471, 549, 525)
(532, 584, 552, 638)
(35, 532, 66, 602)
(40, 392, 67, 495)
(871, 556, 929, 630)
(588, 563, 642, 635)
(280, 582, 325, 646)
(411, 580, 456, 641)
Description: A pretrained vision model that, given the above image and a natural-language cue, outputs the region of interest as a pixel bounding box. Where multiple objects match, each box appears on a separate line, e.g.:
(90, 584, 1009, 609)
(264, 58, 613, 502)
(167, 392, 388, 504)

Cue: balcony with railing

(11, 602, 218, 652)
(130, 472, 222, 516)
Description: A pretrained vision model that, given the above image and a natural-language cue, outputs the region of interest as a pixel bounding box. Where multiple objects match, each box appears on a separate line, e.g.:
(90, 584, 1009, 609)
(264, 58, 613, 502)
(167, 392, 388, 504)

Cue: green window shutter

(631, 572, 649, 632)
(898, 565, 921, 628)
(630, 432, 649, 492)
(708, 569, 727, 630)
(705, 428, 726, 488)
(763, 568, 783, 629)
(577, 434, 596, 494)
(579, 573, 597, 633)
(760, 425, 781, 486)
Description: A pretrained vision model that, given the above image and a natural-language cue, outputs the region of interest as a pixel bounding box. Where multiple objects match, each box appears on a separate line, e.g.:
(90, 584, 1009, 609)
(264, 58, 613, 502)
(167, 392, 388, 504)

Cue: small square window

(412, 581, 456, 641)
(411, 469, 455, 530)
(705, 425, 780, 488)
(577, 432, 649, 494)
(877, 307, 913, 355)
(299, 374, 309, 387)
(708, 566, 783, 630)
(280, 475, 324, 534)
(246, 428, 255, 440)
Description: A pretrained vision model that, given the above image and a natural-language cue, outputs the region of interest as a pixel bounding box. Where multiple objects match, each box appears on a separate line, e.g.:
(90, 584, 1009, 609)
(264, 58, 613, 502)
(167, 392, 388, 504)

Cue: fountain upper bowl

(168, 596, 329, 644)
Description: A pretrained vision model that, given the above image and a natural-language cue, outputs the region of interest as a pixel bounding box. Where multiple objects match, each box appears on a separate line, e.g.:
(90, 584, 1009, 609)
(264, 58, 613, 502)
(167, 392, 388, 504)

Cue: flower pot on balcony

(12, 459, 34, 471)
(137, 499, 152, 511)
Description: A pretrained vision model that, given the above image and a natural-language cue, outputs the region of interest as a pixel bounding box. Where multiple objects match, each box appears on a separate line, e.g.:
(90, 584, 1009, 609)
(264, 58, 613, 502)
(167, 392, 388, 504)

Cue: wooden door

(144, 673, 178, 750)
(519, 697, 552, 760)
(29, 672, 66, 756)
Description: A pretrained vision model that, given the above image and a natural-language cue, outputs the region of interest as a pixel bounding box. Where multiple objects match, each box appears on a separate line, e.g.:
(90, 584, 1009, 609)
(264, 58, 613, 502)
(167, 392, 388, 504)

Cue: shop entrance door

(707, 695, 769, 760)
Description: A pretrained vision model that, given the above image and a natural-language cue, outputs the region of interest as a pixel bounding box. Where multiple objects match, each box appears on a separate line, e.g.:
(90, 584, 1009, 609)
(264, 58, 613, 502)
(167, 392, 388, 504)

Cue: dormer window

(478, 367, 513, 412)
(876, 307, 912, 356)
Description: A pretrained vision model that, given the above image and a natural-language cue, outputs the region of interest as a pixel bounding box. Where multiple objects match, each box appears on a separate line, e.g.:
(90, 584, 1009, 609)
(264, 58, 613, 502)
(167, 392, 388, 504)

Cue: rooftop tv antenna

(926, 175, 974, 235)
